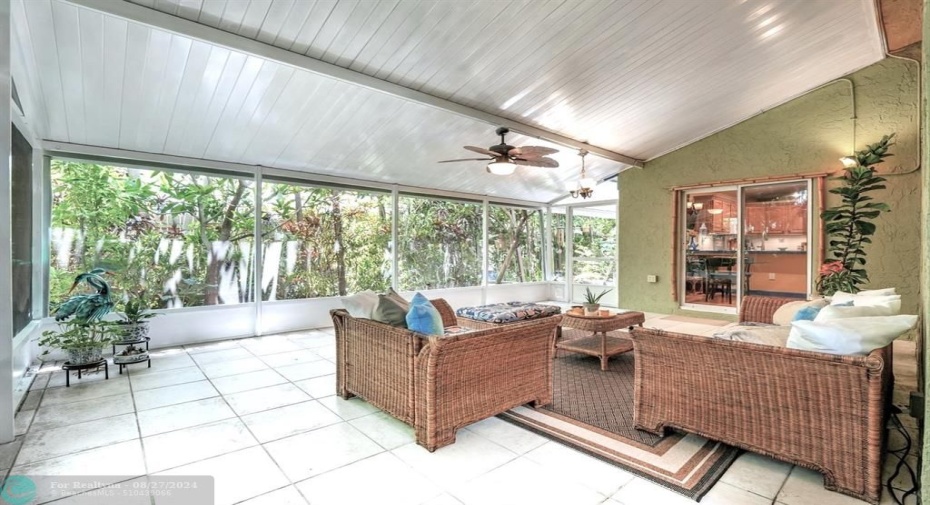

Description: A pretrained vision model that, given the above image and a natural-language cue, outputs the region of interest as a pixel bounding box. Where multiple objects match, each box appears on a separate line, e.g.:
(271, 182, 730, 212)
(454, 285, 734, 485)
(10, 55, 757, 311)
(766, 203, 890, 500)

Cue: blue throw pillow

(406, 293, 443, 335)
(793, 301, 851, 322)
(792, 306, 821, 322)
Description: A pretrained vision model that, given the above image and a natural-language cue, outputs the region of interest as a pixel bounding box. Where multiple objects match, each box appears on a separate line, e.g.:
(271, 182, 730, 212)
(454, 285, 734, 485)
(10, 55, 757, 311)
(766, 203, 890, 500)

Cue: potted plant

(583, 287, 613, 315)
(112, 298, 159, 365)
(39, 268, 117, 365)
(817, 134, 894, 296)
(114, 298, 158, 341)
(38, 321, 117, 365)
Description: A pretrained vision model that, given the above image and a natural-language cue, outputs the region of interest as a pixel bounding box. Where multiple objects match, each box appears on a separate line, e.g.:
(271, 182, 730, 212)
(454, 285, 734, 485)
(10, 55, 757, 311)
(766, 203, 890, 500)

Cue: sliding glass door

(682, 187, 739, 310)
(680, 180, 811, 312)
(741, 181, 810, 299)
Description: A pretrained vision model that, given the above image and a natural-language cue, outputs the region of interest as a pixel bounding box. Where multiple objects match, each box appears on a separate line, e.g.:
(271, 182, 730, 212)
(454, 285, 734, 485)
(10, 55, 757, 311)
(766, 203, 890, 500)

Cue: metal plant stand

(112, 337, 152, 374)
(61, 359, 108, 387)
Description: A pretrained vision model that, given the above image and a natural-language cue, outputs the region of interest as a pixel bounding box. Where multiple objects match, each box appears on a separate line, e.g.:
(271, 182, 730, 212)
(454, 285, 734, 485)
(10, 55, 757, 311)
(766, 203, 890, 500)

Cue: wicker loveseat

(331, 299, 561, 451)
(630, 295, 892, 504)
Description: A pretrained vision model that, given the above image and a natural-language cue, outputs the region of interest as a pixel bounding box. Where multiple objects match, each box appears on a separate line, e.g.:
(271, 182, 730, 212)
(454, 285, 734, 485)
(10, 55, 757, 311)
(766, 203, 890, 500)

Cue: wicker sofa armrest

(630, 327, 889, 503)
(331, 308, 424, 424)
(739, 295, 798, 323)
(413, 316, 560, 451)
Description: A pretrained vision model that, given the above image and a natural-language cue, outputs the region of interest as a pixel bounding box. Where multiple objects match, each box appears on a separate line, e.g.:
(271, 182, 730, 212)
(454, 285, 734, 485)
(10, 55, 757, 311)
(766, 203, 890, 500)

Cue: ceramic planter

(115, 321, 149, 341)
(583, 303, 600, 316)
(67, 346, 104, 365)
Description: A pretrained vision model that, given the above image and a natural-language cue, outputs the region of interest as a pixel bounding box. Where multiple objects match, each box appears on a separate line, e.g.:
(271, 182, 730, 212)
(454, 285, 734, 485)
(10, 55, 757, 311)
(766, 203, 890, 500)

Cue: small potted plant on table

(582, 287, 613, 316)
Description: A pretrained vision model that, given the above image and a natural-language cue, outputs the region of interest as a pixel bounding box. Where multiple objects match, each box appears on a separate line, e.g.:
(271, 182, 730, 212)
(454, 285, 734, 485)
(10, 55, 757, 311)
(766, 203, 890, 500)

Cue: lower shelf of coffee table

(556, 334, 633, 359)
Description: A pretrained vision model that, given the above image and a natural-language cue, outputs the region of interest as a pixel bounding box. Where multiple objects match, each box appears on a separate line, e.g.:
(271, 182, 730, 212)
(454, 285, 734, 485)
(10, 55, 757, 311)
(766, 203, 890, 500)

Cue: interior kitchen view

(683, 181, 810, 310)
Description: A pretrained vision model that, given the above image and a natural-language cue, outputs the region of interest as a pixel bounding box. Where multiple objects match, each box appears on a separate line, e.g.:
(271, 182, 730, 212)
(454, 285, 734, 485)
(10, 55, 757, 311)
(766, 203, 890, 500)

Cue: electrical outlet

(646, 275, 658, 283)
(768, 273, 776, 280)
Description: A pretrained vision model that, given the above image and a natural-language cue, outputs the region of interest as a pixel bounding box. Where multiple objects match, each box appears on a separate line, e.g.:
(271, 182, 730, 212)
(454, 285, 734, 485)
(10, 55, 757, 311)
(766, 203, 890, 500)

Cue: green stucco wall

(619, 57, 921, 319)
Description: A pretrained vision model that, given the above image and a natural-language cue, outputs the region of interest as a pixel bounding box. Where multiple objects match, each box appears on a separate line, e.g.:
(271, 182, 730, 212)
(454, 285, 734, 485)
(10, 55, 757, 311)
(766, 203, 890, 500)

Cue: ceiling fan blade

(513, 157, 559, 168)
(509, 146, 559, 157)
(464, 145, 501, 157)
(437, 157, 493, 163)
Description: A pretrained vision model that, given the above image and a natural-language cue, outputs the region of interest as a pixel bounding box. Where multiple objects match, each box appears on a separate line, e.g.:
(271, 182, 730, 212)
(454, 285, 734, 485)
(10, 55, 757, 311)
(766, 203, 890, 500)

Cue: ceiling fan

(437, 127, 559, 175)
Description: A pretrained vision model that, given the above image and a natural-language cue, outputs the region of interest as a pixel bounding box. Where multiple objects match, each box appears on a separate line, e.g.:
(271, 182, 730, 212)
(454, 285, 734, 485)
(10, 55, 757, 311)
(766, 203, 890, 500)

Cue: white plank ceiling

(11, 0, 883, 203)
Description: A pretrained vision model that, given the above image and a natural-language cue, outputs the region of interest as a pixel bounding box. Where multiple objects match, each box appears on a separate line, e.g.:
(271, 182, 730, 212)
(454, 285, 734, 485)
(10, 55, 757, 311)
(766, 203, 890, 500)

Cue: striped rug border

(499, 407, 740, 501)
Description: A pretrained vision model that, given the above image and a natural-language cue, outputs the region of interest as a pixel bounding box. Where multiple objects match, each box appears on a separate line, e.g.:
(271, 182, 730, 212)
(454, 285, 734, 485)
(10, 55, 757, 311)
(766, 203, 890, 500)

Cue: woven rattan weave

(332, 298, 561, 451)
(630, 295, 892, 504)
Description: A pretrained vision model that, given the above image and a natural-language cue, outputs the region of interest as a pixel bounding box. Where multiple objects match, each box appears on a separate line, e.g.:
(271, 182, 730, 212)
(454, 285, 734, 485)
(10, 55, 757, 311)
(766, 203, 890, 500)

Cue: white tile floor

(3, 311, 921, 505)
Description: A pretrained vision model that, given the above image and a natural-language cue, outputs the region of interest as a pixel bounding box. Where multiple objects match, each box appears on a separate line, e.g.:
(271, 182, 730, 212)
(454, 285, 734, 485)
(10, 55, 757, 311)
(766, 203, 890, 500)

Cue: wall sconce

(839, 156, 858, 169)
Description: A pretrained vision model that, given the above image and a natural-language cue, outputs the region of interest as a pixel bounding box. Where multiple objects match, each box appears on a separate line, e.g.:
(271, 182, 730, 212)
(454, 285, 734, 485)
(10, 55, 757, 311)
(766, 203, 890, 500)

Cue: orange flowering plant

(815, 261, 855, 296)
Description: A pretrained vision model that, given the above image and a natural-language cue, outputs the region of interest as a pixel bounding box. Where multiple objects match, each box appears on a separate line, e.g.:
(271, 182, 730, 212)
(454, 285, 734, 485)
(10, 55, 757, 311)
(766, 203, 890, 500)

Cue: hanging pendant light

(567, 150, 596, 199)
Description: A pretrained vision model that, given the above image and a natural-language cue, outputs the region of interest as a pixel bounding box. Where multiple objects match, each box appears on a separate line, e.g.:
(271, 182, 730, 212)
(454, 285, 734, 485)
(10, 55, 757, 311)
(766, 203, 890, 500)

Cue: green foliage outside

(549, 211, 615, 284)
(397, 197, 483, 289)
(50, 160, 255, 309)
(571, 214, 617, 284)
(50, 161, 548, 310)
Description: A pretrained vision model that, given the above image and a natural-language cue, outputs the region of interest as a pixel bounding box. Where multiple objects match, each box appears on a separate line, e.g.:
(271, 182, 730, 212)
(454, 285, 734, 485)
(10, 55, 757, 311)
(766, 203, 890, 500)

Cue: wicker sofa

(331, 298, 561, 451)
(630, 295, 893, 504)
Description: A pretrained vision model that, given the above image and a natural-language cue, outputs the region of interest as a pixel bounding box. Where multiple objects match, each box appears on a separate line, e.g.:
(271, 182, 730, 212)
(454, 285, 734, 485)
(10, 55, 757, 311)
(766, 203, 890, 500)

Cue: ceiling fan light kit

(487, 160, 516, 175)
(437, 127, 560, 175)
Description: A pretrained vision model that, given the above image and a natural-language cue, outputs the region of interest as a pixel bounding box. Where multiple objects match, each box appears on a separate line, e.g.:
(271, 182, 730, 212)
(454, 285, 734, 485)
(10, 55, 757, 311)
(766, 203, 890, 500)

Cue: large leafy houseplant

(38, 321, 117, 364)
(817, 134, 894, 296)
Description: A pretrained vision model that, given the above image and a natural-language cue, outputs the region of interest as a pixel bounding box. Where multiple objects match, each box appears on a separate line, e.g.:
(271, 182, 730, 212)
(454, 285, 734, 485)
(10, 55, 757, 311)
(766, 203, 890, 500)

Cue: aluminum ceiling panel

(14, 0, 624, 203)
(125, 0, 883, 160)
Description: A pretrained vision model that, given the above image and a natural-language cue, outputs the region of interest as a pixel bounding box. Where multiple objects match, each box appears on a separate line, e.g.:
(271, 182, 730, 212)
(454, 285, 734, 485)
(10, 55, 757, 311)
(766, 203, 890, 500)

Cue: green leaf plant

(816, 134, 894, 296)
(583, 286, 613, 305)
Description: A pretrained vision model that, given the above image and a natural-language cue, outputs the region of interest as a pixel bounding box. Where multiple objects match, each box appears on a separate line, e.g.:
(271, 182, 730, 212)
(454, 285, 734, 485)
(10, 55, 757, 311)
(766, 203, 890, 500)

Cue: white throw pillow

(713, 325, 791, 347)
(858, 288, 897, 296)
(815, 303, 898, 322)
(787, 315, 918, 356)
(342, 290, 379, 318)
(830, 292, 901, 312)
(772, 301, 808, 326)
(771, 299, 828, 326)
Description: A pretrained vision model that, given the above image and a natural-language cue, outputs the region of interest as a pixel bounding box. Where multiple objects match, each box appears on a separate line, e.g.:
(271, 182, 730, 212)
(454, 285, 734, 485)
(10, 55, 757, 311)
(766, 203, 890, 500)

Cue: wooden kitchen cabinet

(744, 204, 766, 234)
(765, 204, 788, 234)
(786, 204, 807, 234)
(743, 202, 805, 235)
(694, 195, 737, 234)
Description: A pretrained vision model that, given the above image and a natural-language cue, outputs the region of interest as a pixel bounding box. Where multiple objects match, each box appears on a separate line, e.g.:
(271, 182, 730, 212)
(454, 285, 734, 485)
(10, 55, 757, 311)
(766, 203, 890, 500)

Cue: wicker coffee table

(557, 311, 646, 370)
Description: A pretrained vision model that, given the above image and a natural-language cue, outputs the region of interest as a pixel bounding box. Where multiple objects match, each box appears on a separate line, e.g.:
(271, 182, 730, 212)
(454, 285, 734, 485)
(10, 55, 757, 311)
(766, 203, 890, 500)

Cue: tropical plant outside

(50, 160, 548, 311)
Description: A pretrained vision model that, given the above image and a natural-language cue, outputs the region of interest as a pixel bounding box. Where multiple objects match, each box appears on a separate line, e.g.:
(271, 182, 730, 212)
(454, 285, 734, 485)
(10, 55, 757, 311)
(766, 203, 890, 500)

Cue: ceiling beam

(66, 0, 643, 168)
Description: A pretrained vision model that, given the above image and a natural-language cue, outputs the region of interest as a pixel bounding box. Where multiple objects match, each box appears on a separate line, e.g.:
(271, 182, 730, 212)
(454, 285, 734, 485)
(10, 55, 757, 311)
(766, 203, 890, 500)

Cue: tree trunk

(332, 193, 347, 296)
(204, 181, 246, 305)
(496, 211, 530, 284)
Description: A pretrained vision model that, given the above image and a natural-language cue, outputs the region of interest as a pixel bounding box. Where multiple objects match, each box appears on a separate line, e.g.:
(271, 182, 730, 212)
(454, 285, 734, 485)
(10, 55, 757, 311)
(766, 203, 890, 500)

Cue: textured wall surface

(619, 57, 921, 317)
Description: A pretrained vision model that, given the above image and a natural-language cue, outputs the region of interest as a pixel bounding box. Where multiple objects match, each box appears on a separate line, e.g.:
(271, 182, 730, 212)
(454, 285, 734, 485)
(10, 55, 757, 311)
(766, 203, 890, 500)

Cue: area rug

(499, 328, 739, 501)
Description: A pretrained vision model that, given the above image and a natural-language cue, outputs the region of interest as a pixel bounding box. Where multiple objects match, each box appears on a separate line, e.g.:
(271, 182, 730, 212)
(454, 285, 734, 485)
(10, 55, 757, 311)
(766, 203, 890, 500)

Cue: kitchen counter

(747, 250, 807, 254)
